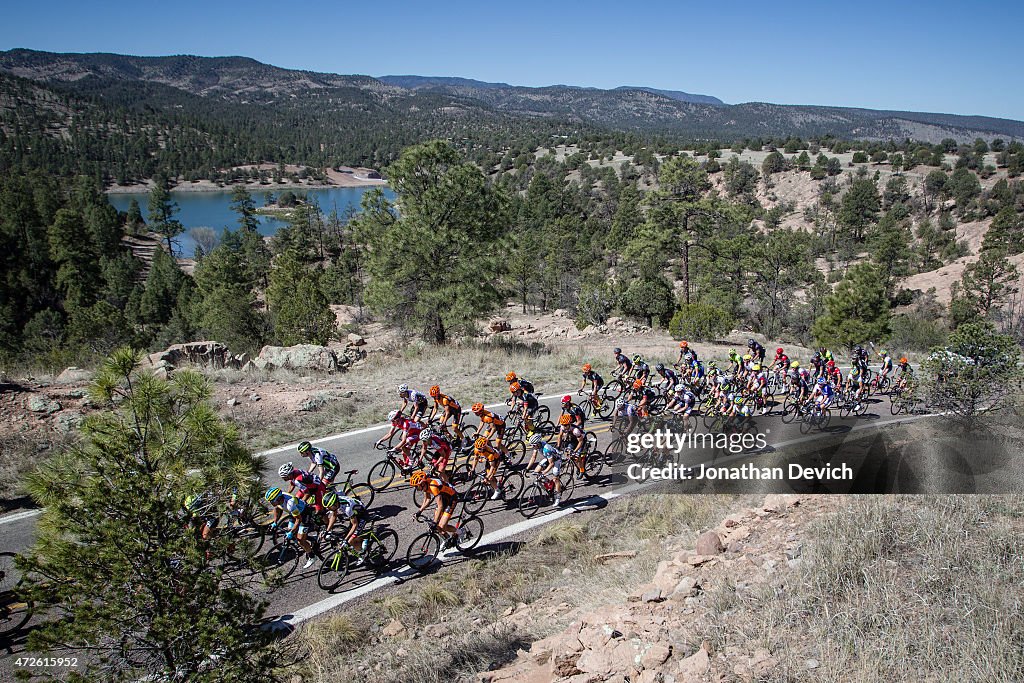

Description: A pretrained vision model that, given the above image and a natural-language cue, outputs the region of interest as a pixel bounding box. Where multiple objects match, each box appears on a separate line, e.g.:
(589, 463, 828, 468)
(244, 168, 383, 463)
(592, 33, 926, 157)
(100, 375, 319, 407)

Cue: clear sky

(1, 0, 1021, 120)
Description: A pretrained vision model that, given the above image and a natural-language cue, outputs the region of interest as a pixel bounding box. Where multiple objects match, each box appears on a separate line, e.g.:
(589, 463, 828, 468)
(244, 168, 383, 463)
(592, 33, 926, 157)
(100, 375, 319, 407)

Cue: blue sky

(1, 0, 1021, 120)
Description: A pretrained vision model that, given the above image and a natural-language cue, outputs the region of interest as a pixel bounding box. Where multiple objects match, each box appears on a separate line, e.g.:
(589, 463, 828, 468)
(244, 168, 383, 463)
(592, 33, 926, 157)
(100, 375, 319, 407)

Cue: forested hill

(2, 49, 1024, 184)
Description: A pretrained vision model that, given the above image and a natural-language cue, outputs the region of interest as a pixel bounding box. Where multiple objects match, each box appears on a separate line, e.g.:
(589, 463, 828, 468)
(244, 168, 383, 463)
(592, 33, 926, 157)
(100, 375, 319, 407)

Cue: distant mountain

(615, 86, 724, 106)
(2, 49, 1023, 147)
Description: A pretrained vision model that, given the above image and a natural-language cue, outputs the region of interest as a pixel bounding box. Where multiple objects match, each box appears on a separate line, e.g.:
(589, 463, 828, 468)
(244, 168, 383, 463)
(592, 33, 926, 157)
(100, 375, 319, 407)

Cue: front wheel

(462, 481, 492, 515)
(365, 529, 399, 568)
(582, 451, 604, 480)
(504, 439, 527, 468)
(518, 483, 546, 518)
(406, 532, 441, 572)
(367, 458, 397, 492)
(261, 540, 302, 581)
(317, 549, 350, 591)
(500, 470, 525, 502)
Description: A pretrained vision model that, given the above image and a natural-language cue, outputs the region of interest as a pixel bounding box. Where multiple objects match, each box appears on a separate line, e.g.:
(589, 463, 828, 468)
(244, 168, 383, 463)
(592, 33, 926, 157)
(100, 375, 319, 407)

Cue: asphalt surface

(0, 383, 972, 664)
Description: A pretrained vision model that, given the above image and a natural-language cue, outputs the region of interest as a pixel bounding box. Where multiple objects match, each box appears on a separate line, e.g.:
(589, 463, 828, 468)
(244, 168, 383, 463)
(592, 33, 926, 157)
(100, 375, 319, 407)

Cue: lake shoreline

(106, 178, 388, 195)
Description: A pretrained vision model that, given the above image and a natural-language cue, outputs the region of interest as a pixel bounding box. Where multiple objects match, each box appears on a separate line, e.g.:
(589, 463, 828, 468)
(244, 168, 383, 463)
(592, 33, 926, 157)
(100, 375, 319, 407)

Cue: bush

(886, 312, 948, 352)
(668, 303, 733, 341)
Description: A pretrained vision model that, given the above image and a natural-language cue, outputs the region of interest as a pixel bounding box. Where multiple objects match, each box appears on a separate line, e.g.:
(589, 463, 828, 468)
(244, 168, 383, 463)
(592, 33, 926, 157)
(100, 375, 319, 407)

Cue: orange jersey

(435, 393, 461, 410)
(474, 443, 501, 462)
(425, 478, 457, 498)
(479, 410, 505, 428)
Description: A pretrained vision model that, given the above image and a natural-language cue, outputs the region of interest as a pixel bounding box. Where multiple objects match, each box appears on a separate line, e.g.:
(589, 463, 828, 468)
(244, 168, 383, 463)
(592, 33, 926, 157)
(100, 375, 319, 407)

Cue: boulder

(347, 333, 366, 346)
(146, 341, 231, 370)
(257, 345, 339, 373)
(28, 397, 62, 415)
(675, 644, 711, 681)
(55, 411, 84, 434)
(381, 619, 408, 639)
(56, 366, 91, 384)
(695, 530, 724, 556)
(489, 318, 512, 332)
(640, 644, 671, 669)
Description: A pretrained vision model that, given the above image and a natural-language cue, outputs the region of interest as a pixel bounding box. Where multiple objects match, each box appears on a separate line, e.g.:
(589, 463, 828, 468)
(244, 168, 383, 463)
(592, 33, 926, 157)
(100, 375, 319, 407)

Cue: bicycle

(519, 470, 576, 518)
(259, 525, 321, 581)
(367, 443, 418, 492)
(799, 403, 832, 433)
(577, 389, 613, 420)
(462, 466, 526, 514)
(316, 522, 399, 591)
(327, 468, 376, 509)
(0, 551, 32, 637)
(406, 512, 484, 572)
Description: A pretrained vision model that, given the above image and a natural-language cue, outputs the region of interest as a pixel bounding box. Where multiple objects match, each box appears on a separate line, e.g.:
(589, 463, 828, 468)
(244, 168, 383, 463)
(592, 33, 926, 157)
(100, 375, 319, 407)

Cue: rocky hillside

(2, 49, 1022, 142)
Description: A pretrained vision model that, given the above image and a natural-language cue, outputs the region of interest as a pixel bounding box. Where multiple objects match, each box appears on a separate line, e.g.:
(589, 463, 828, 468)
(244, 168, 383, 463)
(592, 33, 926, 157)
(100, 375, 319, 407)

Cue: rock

(423, 623, 446, 638)
(298, 393, 332, 412)
(250, 394, 261, 402)
(55, 411, 84, 434)
(672, 576, 699, 599)
(641, 644, 671, 668)
(762, 494, 799, 512)
(226, 398, 239, 407)
(146, 341, 231, 370)
(675, 644, 710, 680)
(695, 531, 724, 556)
(56, 366, 91, 383)
(785, 543, 803, 560)
(241, 360, 258, 372)
(231, 352, 251, 369)
(551, 652, 583, 678)
(381, 619, 407, 639)
(28, 397, 62, 415)
(641, 589, 664, 603)
(347, 333, 366, 346)
(489, 318, 512, 332)
(594, 551, 637, 563)
(67, 389, 87, 398)
(257, 345, 339, 373)
(806, 658, 820, 670)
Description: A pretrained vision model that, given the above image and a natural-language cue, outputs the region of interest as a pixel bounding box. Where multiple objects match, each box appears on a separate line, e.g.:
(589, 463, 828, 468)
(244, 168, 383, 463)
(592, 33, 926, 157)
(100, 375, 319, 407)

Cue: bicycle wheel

(518, 482, 547, 518)
(595, 397, 613, 420)
(603, 380, 625, 402)
(605, 437, 627, 465)
(649, 394, 667, 416)
(449, 462, 477, 494)
(504, 439, 527, 468)
(261, 540, 302, 581)
(799, 412, 814, 435)
(0, 552, 32, 636)
(462, 481, 492, 515)
(582, 451, 604, 479)
(558, 470, 576, 504)
(454, 515, 485, 553)
(406, 532, 441, 572)
(500, 470, 525, 501)
(535, 405, 551, 425)
(890, 397, 904, 415)
(367, 458, 397, 492)
(580, 398, 593, 419)
(317, 548, 350, 591)
(346, 483, 375, 510)
(365, 529, 399, 568)
(703, 410, 719, 430)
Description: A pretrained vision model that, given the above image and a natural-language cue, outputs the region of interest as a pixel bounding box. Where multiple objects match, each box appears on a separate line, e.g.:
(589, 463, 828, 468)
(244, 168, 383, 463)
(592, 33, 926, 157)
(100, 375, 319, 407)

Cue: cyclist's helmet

(632, 379, 644, 389)
(753, 364, 762, 371)
(558, 414, 572, 425)
(790, 361, 800, 368)
(509, 382, 521, 393)
(776, 348, 784, 355)
(855, 345, 863, 352)
(656, 363, 665, 371)
(471, 402, 485, 414)
(505, 372, 517, 382)
(813, 351, 821, 359)
(297, 440, 312, 454)
(398, 383, 409, 396)
(420, 427, 435, 441)
(561, 395, 572, 404)
(817, 378, 826, 385)
(880, 349, 889, 356)
(264, 486, 283, 504)
(429, 385, 441, 397)
(474, 436, 489, 450)
(613, 347, 621, 355)
(322, 491, 338, 509)
(616, 397, 628, 407)
(743, 354, 752, 361)
(826, 359, 836, 369)
(734, 395, 743, 404)
(183, 494, 201, 511)
(529, 433, 543, 447)
(632, 354, 643, 363)
(387, 409, 401, 423)
(679, 340, 688, 348)
(582, 363, 592, 372)
(278, 463, 294, 479)
(900, 356, 908, 364)
(747, 338, 755, 347)
(409, 470, 426, 487)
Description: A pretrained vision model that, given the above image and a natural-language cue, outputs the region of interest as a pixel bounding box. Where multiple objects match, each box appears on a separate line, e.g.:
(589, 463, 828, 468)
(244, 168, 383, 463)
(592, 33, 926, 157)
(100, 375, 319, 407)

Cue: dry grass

(706, 495, 1024, 682)
(293, 493, 737, 683)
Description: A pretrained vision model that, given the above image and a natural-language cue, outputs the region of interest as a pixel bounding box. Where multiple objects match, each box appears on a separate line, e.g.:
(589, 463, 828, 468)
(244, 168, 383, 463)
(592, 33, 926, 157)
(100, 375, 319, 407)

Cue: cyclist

(505, 371, 535, 395)
(554, 414, 587, 474)
(510, 382, 542, 432)
(769, 348, 790, 374)
(529, 433, 566, 506)
(818, 346, 834, 363)
(418, 426, 454, 484)
(297, 440, 340, 485)
(810, 352, 824, 380)
(666, 385, 697, 420)
(825, 359, 842, 387)
(322, 490, 370, 564)
(654, 363, 679, 391)
(560, 394, 586, 429)
(397, 384, 429, 422)
(409, 470, 461, 545)
(279, 463, 326, 511)
(375, 410, 423, 472)
(811, 377, 835, 410)
(748, 364, 769, 415)
(427, 385, 465, 446)
(853, 346, 870, 376)
(747, 338, 766, 364)
(675, 340, 698, 366)
(630, 378, 656, 417)
(471, 402, 506, 456)
(578, 363, 604, 408)
(632, 355, 651, 384)
(846, 368, 866, 409)
(612, 347, 633, 378)
(471, 436, 505, 500)
(613, 397, 640, 434)
(876, 349, 894, 384)
(182, 492, 217, 542)
(265, 486, 318, 569)
(727, 349, 742, 374)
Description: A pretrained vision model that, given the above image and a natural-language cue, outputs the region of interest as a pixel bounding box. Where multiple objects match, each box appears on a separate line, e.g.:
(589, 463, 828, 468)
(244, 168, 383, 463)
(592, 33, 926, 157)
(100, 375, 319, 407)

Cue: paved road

(0, 384, 958, 655)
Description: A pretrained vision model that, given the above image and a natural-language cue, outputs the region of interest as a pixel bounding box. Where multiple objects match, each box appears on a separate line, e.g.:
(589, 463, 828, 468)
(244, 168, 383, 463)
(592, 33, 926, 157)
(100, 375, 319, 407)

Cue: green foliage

(746, 229, 815, 338)
(230, 185, 259, 232)
(812, 263, 890, 349)
(762, 151, 787, 175)
(722, 156, 759, 204)
(949, 249, 1020, 327)
(668, 302, 733, 341)
(619, 276, 675, 327)
(839, 176, 880, 241)
(147, 175, 184, 252)
(947, 168, 981, 211)
(191, 239, 266, 352)
(982, 206, 1024, 254)
(266, 249, 337, 345)
(852, 151, 869, 163)
(358, 141, 507, 342)
(20, 349, 280, 681)
(887, 311, 948, 353)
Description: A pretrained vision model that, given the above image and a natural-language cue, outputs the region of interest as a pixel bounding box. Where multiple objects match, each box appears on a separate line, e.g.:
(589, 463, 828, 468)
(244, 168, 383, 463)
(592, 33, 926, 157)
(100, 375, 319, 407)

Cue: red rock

(695, 531, 724, 555)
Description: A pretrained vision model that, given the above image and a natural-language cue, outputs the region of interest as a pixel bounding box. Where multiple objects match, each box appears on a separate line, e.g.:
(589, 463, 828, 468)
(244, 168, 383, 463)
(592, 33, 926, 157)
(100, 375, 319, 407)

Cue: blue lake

(107, 185, 394, 256)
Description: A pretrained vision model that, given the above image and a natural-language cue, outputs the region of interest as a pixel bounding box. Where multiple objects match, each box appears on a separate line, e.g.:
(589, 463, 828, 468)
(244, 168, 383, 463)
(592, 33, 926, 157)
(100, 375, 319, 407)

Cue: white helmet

(278, 463, 293, 479)
(387, 409, 400, 423)
(616, 397, 628, 407)
(529, 433, 543, 446)
(421, 427, 435, 440)
(397, 384, 409, 395)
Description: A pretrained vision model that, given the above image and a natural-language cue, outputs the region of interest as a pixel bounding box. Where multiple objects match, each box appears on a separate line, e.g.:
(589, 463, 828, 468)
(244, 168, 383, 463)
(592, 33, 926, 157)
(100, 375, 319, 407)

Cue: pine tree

(230, 185, 260, 232)
(20, 349, 279, 681)
(148, 175, 184, 253)
(48, 208, 102, 311)
(812, 263, 890, 349)
(266, 249, 336, 345)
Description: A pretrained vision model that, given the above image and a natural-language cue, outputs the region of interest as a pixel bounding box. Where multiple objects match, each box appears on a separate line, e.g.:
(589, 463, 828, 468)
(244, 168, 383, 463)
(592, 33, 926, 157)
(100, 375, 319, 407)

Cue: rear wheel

(406, 532, 441, 572)
(603, 380, 625, 403)
(463, 481, 492, 515)
(780, 395, 798, 424)
(504, 439, 527, 468)
(595, 395, 614, 419)
(346, 483, 375, 510)
(454, 515, 484, 552)
(0, 552, 32, 635)
(500, 470, 526, 501)
(582, 451, 604, 479)
(449, 463, 477, 494)
(558, 471, 577, 504)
